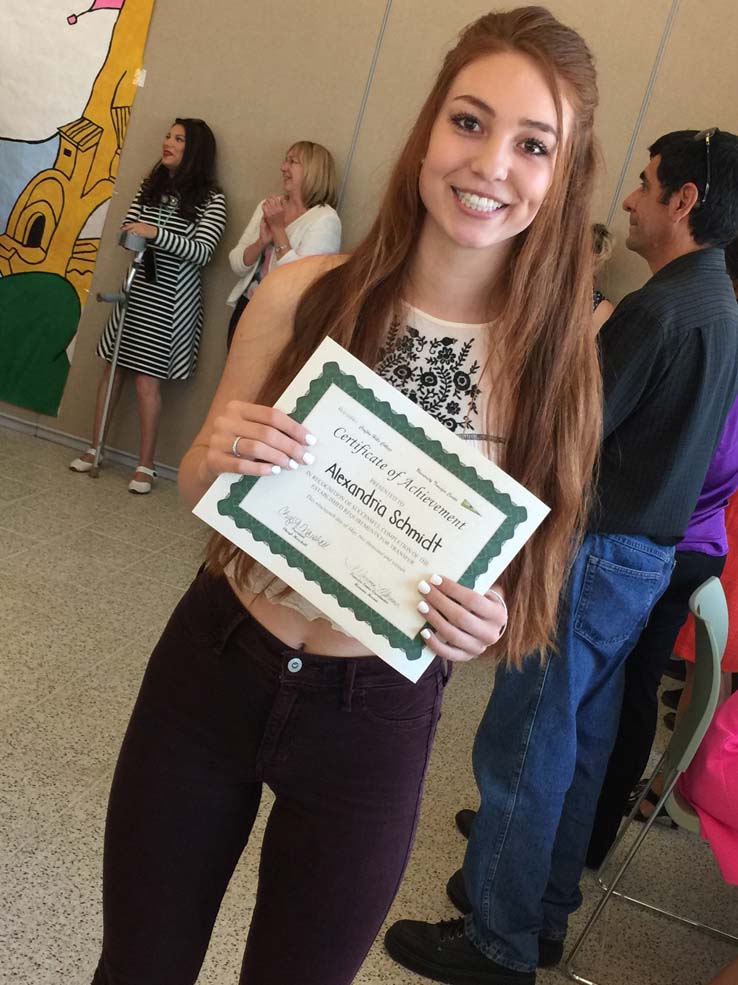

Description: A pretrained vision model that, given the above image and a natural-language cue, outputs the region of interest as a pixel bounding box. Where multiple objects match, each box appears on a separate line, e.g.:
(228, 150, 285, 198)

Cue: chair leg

(603, 764, 738, 945)
(567, 966, 601, 984)
(610, 891, 738, 944)
(566, 773, 679, 981)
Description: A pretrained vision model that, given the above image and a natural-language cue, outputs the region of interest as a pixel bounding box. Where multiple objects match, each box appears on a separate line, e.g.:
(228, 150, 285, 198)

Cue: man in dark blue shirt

(385, 129, 738, 985)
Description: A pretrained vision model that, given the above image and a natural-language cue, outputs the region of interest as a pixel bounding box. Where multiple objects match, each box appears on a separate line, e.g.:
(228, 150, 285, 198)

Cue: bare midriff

(227, 575, 373, 657)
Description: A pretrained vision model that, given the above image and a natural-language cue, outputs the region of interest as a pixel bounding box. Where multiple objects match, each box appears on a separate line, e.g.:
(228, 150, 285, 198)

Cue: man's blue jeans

(463, 533, 675, 973)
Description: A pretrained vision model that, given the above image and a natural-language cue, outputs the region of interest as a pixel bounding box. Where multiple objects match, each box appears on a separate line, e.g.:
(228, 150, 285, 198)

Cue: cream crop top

(234, 305, 500, 631)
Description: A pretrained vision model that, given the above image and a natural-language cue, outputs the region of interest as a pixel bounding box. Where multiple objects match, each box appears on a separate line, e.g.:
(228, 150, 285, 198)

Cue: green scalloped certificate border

(217, 361, 528, 663)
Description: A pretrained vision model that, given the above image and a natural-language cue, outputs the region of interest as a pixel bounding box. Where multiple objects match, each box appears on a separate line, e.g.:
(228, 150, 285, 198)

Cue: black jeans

(586, 548, 725, 867)
(92, 570, 446, 985)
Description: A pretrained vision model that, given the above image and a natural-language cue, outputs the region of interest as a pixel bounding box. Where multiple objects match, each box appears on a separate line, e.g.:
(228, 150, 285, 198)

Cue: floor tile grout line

(1, 624, 163, 860)
(73, 521, 202, 554)
(2, 762, 114, 861)
(1, 623, 160, 722)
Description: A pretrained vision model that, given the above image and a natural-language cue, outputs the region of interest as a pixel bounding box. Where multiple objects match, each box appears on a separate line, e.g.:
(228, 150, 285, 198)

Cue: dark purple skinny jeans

(92, 568, 447, 985)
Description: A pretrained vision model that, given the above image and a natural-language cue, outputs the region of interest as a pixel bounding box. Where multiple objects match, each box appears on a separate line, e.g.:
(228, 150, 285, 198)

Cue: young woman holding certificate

(91, 9, 602, 985)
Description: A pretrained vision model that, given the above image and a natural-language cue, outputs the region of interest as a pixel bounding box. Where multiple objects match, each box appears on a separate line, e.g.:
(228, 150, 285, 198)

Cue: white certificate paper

(194, 338, 549, 681)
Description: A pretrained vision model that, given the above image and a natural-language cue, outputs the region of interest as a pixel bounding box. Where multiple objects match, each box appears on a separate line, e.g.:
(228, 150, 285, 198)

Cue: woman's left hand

(121, 221, 158, 240)
(416, 576, 507, 663)
(262, 195, 286, 232)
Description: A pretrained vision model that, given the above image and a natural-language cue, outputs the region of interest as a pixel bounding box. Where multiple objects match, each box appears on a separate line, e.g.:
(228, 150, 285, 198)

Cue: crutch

(89, 230, 148, 478)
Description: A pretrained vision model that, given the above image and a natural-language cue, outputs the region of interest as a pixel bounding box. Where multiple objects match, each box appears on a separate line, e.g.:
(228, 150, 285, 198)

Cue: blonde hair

(592, 222, 614, 274)
(289, 141, 338, 209)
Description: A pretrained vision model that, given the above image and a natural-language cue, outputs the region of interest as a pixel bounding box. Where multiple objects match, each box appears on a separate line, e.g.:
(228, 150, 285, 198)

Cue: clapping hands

(262, 195, 287, 234)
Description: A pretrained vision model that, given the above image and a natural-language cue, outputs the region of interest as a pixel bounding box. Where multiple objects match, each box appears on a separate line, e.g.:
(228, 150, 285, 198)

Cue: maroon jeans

(92, 568, 446, 984)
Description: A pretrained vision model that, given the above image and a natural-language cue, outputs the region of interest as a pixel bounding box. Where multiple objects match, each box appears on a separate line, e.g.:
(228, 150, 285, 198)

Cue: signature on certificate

(278, 507, 330, 548)
(346, 561, 399, 608)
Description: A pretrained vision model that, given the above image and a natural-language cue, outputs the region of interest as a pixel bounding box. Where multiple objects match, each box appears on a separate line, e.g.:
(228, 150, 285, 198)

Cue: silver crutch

(89, 231, 148, 478)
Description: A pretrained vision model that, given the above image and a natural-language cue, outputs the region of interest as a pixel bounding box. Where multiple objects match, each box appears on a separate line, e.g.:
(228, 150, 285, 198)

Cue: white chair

(566, 577, 737, 984)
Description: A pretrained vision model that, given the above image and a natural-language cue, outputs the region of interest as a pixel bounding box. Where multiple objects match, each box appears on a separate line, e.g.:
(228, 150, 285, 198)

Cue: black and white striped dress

(97, 189, 227, 380)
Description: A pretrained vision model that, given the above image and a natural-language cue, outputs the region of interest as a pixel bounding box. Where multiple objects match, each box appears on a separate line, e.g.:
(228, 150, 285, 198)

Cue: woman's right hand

(205, 401, 316, 479)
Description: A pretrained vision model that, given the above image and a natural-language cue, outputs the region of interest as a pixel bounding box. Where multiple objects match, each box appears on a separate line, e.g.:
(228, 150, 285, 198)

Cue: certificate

(193, 338, 549, 681)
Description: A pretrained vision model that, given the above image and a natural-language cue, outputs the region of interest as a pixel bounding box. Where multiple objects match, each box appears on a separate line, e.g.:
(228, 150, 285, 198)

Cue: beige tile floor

(1, 426, 736, 985)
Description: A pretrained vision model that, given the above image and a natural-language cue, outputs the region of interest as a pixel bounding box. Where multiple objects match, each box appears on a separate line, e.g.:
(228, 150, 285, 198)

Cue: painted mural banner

(0, 0, 155, 416)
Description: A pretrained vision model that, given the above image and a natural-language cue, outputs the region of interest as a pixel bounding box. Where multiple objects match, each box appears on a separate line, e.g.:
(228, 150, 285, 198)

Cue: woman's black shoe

(624, 780, 677, 828)
(661, 687, 683, 711)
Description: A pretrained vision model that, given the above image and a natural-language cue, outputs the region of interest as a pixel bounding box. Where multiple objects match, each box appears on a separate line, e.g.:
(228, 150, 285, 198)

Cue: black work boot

(385, 916, 535, 985)
(446, 870, 564, 968)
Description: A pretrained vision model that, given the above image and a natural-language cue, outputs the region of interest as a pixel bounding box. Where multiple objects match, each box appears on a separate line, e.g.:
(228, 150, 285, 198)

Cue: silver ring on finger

(487, 588, 506, 611)
(487, 589, 508, 633)
(232, 435, 244, 459)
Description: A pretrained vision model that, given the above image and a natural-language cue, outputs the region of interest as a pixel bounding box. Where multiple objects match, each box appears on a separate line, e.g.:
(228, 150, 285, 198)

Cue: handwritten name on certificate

(193, 338, 549, 682)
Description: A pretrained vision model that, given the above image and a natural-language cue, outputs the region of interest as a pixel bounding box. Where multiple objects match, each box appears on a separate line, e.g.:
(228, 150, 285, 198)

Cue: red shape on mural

(68, 0, 125, 26)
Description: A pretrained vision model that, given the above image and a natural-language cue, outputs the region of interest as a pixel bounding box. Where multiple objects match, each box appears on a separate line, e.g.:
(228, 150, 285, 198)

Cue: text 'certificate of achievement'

(194, 338, 549, 682)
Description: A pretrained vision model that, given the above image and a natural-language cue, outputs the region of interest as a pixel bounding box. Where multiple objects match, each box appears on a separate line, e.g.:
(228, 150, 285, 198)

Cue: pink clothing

(677, 690, 738, 884)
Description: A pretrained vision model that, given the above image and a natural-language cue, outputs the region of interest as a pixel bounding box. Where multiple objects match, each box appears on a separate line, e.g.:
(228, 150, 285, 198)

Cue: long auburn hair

(141, 118, 220, 221)
(206, 6, 603, 667)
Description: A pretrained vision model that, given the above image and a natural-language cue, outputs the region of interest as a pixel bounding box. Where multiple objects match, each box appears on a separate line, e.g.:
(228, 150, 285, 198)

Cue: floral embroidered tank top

(239, 305, 498, 629)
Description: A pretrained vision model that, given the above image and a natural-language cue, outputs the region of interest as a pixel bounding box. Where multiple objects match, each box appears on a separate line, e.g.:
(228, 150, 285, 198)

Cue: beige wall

(604, 0, 738, 300)
(8, 0, 738, 468)
(338, 0, 676, 244)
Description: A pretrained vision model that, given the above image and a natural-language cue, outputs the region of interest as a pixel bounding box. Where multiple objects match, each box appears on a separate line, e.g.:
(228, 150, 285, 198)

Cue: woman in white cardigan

(226, 141, 341, 347)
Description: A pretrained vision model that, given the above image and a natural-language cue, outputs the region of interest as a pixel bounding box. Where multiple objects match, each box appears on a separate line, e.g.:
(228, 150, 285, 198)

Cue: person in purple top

(683, 400, 738, 557)
(587, 239, 738, 867)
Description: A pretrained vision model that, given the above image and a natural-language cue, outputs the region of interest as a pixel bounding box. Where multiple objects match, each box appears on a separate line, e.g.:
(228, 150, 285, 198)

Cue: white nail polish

(303, 452, 315, 465)
(420, 628, 432, 640)
(417, 600, 430, 615)
(418, 580, 431, 595)
(288, 459, 299, 470)
(430, 574, 443, 586)
(271, 465, 282, 474)
(305, 433, 318, 446)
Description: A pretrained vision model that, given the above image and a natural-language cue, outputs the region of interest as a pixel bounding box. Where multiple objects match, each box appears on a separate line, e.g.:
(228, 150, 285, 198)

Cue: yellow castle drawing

(0, 0, 154, 304)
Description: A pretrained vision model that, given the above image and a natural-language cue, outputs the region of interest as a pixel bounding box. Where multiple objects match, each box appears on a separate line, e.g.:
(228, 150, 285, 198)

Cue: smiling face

(622, 156, 672, 261)
(281, 147, 305, 199)
(161, 123, 186, 171)
(418, 51, 568, 256)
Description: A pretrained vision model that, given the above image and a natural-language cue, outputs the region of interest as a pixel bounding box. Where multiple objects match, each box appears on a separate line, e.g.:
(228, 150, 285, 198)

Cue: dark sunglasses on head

(694, 127, 719, 205)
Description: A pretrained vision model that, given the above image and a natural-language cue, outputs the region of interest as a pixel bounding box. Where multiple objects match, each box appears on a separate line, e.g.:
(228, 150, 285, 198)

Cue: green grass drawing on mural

(0, 272, 79, 416)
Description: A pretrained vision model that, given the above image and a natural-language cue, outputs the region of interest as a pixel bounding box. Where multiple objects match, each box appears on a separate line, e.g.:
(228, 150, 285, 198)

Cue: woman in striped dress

(70, 117, 227, 493)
